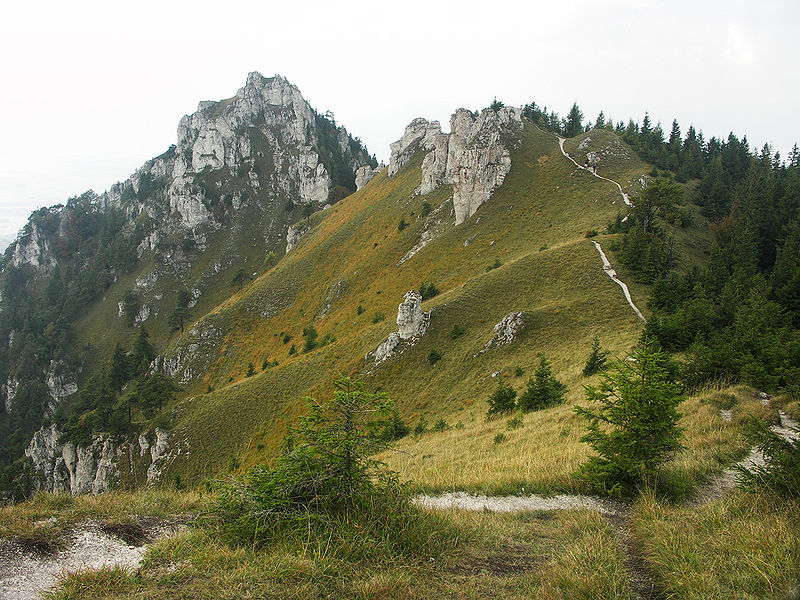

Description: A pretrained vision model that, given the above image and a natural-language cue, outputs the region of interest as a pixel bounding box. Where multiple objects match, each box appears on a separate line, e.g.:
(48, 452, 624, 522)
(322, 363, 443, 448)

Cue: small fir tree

(487, 377, 517, 416)
(582, 335, 610, 376)
(575, 338, 684, 497)
(518, 355, 567, 411)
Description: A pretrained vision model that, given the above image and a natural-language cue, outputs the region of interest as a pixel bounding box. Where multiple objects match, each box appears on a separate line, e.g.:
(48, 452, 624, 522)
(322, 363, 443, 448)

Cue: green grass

(40, 504, 633, 600)
(633, 490, 800, 599)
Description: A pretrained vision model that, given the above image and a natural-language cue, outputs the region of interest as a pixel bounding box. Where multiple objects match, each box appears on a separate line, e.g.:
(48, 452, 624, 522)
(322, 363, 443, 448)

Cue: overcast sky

(1, 0, 798, 246)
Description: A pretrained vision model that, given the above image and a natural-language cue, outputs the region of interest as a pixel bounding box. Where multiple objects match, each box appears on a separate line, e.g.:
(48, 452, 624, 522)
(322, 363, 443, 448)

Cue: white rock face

(477, 312, 526, 355)
(25, 424, 172, 495)
(286, 223, 307, 253)
(396, 290, 430, 340)
(448, 107, 520, 224)
(10, 224, 56, 273)
(355, 165, 383, 190)
(4, 375, 19, 414)
(387, 107, 522, 223)
(146, 428, 171, 485)
(45, 360, 77, 413)
(368, 291, 430, 364)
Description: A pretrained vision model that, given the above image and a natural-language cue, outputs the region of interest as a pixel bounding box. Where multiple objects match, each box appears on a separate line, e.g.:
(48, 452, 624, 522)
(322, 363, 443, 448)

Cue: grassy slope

(157, 123, 659, 485)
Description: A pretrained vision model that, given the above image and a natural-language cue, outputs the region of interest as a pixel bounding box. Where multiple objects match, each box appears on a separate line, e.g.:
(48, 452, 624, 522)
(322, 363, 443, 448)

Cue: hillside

(2, 76, 800, 600)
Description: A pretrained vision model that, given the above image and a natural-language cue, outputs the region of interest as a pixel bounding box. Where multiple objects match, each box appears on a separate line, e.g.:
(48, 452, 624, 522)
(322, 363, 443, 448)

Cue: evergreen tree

(575, 338, 684, 497)
(110, 343, 130, 391)
(518, 355, 567, 411)
(232, 268, 248, 290)
(582, 336, 610, 376)
(486, 377, 517, 415)
(131, 326, 156, 376)
(563, 102, 584, 138)
(168, 306, 191, 333)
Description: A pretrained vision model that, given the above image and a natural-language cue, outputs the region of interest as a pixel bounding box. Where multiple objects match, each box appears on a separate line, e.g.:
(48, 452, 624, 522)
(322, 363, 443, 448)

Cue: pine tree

(582, 336, 609, 376)
(110, 343, 130, 391)
(563, 102, 584, 138)
(486, 377, 517, 415)
(131, 326, 156, 376)
(575, 338, 684, 497)
(518, 355, 567, 411)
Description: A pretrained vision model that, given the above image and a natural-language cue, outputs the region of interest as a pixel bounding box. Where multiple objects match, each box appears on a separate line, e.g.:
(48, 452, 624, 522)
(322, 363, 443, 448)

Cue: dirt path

(557, 137, 633, 207)
(692, 410, 799, 505)
(0, 519, 180, 600)
(591, 240, 645, 321)
(414, 490, 620, 514)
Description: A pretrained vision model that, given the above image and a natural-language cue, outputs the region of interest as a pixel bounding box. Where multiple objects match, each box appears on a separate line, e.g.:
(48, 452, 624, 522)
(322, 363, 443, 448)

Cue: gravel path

(414, 490, 620, 515)
(557, 137, 633, 207)
(692, 411, 799, 505)
(0, 520, 179, 600)
(591, 240, 645, 321)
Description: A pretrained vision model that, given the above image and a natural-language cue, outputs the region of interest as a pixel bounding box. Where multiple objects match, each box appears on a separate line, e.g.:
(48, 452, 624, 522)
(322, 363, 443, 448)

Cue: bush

(493, 433, 506, 445)
(357, 304, 365, 315)
(450, 324, 466, 339)
(432, 418, 449, 432)
(207, 377, 399, 544)
(398, 218, 408, 231)
(487, 378, 517, 416)
(372, 311, 385, 324)
(246, 362, 256, 377)
(575, 338, 684, 497)
(737, 417, 800, 497)
(414, 417, 428, 436)
(302, 325, 318, 353)
(518, 355, 567, 411)
(419, 282, 440, 300)
(486, 259, 502, 272)
(380, 410, 410, 441)
(507, 412, 523, 430)
(421, 201, 433, 217)
(428, 349, 442, 365)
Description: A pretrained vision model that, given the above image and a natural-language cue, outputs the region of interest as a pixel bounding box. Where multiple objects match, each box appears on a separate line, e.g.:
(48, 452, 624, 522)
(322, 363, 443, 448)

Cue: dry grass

(44, 507, 634, 600)
(633, 489, 800, 599)
(381, 385, 777, 498)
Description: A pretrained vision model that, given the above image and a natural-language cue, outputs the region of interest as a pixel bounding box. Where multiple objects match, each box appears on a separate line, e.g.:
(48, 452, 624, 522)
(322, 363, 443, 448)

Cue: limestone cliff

(25, 424, 174, 494)
(387, 106, 522, 224)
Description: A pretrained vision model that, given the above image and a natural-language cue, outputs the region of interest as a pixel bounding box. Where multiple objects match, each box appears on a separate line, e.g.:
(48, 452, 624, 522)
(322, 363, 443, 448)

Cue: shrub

(575, 338, 684, 497)
(487, 378, 517, 416)
(398, 218, 408, 231)
(419, 282, 440, 300)
(302, 325, 318, 353)
(514, 366, 524, 377)
(421, 201, 433, 217)
(357, 304, 365, 315)
(486, 259, 502, 272)
(246, 362, 256, 377)
(493, 433, 506, 445)
(428, 349, 442, 365)
(450, 324, 466, 339)
(414, 417, 428, 436)
(206, 377, 450, 555)
(507, 412, 523, 430)
(432, 418, 449, 432)
(518, 355, 567, 411)
(372, 311, 385, 324)
(380, 410, 410, 441)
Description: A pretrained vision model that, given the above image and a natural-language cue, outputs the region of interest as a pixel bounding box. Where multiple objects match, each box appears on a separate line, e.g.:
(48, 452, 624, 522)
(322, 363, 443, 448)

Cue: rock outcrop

(355, 165, 383, 190)
(368, 291, 431, 364)
(25, 424, 172, 494)
(477, 312, 526, 355)
(387, 107, 522, 224)
(286, 223, 307, 254)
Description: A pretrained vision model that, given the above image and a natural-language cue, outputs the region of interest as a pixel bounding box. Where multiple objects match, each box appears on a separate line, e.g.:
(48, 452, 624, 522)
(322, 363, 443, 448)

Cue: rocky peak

(387, 106, 522, 224)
